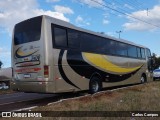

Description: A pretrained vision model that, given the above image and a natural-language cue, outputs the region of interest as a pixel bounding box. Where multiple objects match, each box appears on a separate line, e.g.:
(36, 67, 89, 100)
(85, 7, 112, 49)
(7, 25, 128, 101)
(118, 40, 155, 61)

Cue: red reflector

(44, 66, 49, 78)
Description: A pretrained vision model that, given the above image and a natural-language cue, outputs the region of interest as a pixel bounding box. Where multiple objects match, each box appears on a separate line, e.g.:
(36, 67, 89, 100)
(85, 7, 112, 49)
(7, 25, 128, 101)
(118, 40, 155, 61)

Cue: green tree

(154, 56, 160, 69)
(0, 61, 2, 69)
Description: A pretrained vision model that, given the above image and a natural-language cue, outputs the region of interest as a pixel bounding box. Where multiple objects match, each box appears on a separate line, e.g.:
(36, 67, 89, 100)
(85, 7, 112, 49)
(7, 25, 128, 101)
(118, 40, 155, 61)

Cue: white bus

(11, 15, 154, 93)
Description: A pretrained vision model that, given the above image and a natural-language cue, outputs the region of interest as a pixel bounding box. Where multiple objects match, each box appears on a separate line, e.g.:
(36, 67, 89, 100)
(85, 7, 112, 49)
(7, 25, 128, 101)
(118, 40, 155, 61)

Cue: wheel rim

(92, 80, 99, 92)
(141, 76, 145, 83)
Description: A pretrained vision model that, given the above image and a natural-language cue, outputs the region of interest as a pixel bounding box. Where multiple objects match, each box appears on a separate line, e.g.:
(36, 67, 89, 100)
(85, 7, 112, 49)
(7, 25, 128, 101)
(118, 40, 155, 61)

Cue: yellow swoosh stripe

(17, 49, 35, 56)
(83, 52, 142, 73)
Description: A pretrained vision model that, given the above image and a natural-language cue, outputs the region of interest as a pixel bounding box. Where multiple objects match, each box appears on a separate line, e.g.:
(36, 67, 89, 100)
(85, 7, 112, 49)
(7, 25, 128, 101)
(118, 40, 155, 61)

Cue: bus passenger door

(146, 49, 154, 81)
(147, 49, 154, 72)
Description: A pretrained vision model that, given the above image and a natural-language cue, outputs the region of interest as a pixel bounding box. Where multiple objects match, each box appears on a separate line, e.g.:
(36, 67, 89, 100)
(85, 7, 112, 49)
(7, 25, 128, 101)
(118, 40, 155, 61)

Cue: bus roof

(23, 15, 148, 49)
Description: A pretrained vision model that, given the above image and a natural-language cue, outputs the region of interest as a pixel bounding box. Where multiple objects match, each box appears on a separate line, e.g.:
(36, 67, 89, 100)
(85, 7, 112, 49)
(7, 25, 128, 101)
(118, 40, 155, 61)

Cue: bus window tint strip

(141, 48, 146, 59)
(54, 27, 67, 47)
(116, 42, 128, 56)
(128, 45, 137, 58)
(52, 24, 146, 59)
(68, 29, 80, 48)
(80, 33, 105, 53)
(147, 49, 151, 57)
(107, 40, 117, 55)
(137, 47, 141, 58)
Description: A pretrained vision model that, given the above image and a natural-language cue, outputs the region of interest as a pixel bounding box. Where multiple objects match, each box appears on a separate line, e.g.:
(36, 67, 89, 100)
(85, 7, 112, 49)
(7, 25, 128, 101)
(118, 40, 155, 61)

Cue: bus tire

(89, 77, 102, 94)
(140, 74, 146, 83)
(153, 78, 156, 81)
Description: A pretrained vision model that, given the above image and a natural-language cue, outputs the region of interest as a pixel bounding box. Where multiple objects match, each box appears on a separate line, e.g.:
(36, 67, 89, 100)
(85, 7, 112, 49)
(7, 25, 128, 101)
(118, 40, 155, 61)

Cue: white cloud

(34, 9, 70, 22)
(79, 0, 105, 8)
(123, 5, 160, 31)
(46, 0, 60, 2)
(124, 4, 134, 10)
(0, 48, 10, 56)
(0, 47, 11, 68)
(102, 13, 110, 25)
(103, 19, 109, 25)
(76, 16, 83, 23)
(86, 22, 90, 25)
(75, 15, 90, 26)
(106, 32, 116, 37)
(0, 0, 73, 68)
(0, 0, 72, 33)
(54, 5, 74, 14)
(0, 0, 38, 33)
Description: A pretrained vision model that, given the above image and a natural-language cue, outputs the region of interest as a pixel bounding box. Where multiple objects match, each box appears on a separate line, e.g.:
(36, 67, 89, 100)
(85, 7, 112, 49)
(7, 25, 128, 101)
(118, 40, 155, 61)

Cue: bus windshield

(14, 16, 42, 45)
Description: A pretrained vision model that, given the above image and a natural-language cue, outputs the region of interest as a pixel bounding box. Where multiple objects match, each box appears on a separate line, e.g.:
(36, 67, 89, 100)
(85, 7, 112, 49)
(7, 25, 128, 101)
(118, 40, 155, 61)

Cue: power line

(78, 0, 160, 29)
(113, 0, 160, 19)
(104, 0, 132, 14)
(115, 0, 142, 11)
(130, 0, 148, 9)
(77, 0, 120, 17)
(89, 0, 160, 28)
(107, 0, 149, 17)
(120, 0, 144, 10)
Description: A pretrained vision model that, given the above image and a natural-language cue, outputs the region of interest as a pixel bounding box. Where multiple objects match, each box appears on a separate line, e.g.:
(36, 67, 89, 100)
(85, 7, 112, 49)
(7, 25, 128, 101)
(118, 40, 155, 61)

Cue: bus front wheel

(89, 77, 102, 94)
(140, 74, 146, 83)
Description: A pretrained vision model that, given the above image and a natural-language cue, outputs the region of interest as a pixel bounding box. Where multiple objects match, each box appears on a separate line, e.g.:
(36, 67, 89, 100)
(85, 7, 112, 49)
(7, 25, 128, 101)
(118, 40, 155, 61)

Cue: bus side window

(128, 45, 137, 58)
(116, 42, 128, 56)
(137, 47, 141, 58)
(52, 25, 67, 47)
(141, 48, 146, 59)
(107, 40, 117, 55)
(68, 29, 80, 49)
(147, 49, 151, 58)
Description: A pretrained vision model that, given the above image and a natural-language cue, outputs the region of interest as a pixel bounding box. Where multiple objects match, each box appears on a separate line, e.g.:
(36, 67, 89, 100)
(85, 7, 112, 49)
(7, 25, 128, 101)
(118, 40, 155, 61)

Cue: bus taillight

(44, 66, 49, 78)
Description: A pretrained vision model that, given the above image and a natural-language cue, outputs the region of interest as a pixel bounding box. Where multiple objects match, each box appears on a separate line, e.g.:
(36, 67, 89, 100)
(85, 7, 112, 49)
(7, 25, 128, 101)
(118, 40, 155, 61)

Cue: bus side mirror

(150, 53, 156, 70)
(151, 53, 156, 64)
(152, 53, 156, 56)
(147, 53, 156, 72)
(151, 58, 155, 66)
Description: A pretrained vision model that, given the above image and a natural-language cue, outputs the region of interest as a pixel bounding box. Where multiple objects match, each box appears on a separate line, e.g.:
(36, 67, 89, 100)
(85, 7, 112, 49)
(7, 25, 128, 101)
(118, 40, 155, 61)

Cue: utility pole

(116, 30, 122, 39)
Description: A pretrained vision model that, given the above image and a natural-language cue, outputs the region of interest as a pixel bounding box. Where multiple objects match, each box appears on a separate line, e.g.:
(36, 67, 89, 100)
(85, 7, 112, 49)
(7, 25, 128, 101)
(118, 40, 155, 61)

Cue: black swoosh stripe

(58, 50, 80, 89)
(67, 50, 143, 82)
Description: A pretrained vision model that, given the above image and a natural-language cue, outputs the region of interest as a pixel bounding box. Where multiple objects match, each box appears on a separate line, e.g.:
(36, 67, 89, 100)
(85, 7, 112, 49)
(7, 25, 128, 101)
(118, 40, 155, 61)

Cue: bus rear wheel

(89, 77, 102, 94)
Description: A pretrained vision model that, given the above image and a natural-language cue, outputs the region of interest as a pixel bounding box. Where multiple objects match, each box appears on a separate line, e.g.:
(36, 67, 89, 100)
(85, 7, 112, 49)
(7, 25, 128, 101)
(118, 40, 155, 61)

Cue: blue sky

(0, 0, 160, 68)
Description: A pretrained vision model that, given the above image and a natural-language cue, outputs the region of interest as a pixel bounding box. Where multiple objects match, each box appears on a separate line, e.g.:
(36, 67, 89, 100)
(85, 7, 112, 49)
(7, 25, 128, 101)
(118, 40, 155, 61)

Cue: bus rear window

(14, 16, 42, 45)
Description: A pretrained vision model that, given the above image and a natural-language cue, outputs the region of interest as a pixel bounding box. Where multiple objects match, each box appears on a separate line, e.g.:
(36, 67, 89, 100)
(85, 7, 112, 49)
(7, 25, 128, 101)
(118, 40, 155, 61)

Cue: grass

(0, 89, 15, 95)
(2, 81, 160, 120)
(33, 81, 160, 112)
(0, 76, 15, 95)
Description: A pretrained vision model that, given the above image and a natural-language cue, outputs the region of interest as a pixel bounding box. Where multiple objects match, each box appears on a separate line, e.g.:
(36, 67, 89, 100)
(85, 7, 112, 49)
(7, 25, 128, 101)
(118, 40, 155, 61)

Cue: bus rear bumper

(11, 81, 54, 93)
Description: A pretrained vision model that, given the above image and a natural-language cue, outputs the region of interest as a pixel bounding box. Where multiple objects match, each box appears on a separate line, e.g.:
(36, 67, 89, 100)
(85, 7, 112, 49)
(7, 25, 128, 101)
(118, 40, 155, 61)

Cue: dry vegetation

(2, 81, 160, 120)
(0, 89, 15, 95)
(0, 76, 15, 94)
(32, 81, 160, 120)
(33, 81, 160, 112)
